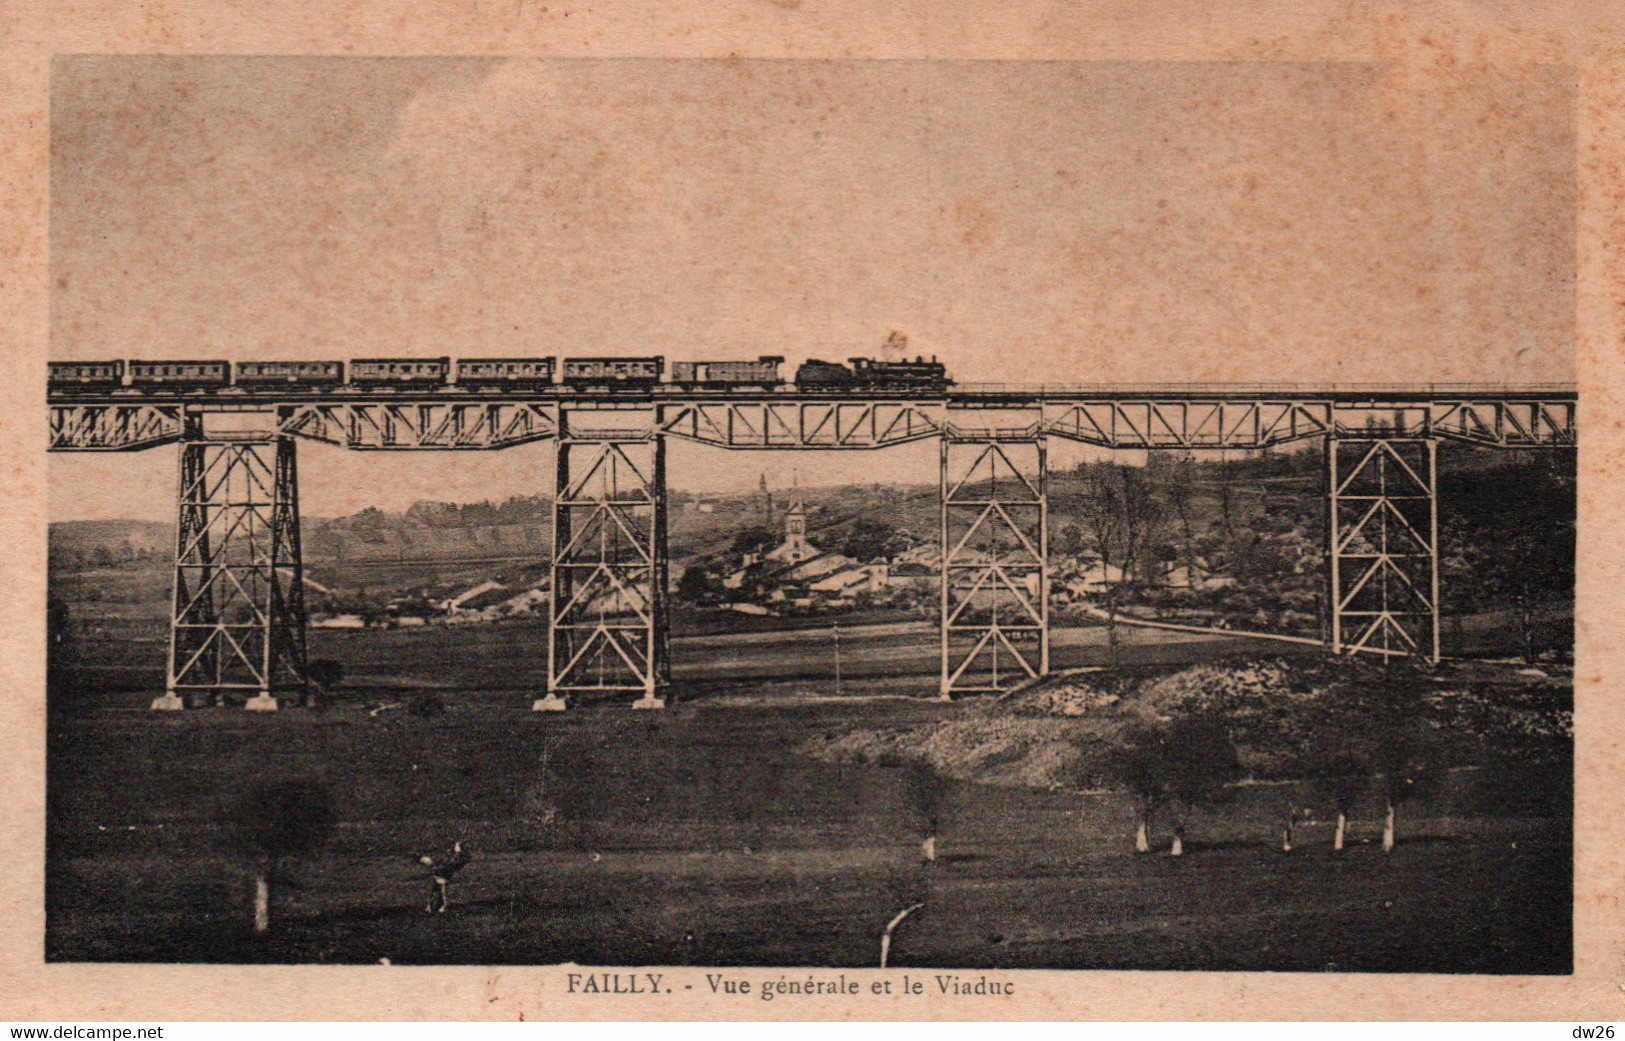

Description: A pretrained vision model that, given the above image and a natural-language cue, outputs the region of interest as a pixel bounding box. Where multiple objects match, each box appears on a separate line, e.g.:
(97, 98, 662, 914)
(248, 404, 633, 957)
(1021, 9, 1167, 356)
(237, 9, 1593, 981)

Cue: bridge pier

(1327, 436, 1439, 662)
(160, 415, 308, 710)
(543, 411, 669, 709)
(939, 429, 1049, 697)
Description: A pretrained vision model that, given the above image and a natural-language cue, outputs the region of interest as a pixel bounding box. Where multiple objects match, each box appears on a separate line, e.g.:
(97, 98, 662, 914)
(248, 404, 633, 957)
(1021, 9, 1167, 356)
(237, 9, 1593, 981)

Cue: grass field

(52, 600, 1563, 707)
(47, 574, 1572, 971)
(47, 657, 1570, 971)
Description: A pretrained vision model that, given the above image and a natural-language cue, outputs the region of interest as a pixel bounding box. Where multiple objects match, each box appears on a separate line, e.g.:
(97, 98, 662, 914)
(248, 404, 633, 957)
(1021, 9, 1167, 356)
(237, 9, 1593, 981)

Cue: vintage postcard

(3, 0, 1623, 1023)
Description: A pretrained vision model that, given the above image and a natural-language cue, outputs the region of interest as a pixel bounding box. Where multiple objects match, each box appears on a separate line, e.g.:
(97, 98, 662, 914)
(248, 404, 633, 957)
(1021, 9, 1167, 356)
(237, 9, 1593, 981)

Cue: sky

(48, 57, 1575, 521)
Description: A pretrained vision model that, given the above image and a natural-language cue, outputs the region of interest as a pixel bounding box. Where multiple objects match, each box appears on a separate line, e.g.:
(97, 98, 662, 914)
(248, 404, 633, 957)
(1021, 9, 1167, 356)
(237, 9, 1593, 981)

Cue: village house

(312, 613, 366, 629)
(1060, 560, 1126, 594)
(437, 579, 507, 613)
(1160, 562, 1236, 591)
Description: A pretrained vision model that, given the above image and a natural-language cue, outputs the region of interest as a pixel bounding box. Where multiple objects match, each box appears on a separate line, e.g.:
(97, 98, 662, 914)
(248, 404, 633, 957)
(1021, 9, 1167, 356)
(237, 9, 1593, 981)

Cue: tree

(1112, 722, 1173, 854)
(1368, 719, 1437, 854)
(1056, 522, 1086, 558)
(1439, 454, 1575, 659)
(902, 761, 950, 864)
(1115, 465, 1163, 588)
(1080, 466, 1127, 664)
(839, 518, 906, 563)
(1353, 665, 1440, 854)
(224, 779, 336, 935)
(1161, 717, 1241, 856)
(1080, 464, 1165, 664)
(730, 525, 777, 559)
(1310, 750, 1369, 853)
(304, 659, 343, 708)
(1163, 452, 1198, 567)
(677, 562, 725, 604)
(1473, 528, 1574, 661)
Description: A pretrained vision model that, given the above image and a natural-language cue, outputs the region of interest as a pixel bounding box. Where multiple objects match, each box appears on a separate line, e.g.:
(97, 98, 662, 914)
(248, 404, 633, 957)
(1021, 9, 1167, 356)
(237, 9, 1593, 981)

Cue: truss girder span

(1330, 400, 1575, 448)
(660, 400, 943, 449)
(545, 420, 669, 709)
(277, 402, 557, 449)
(1035, 398, 1574, 450)
(49, 404, 185, 451)
(940, 435, 1048, 696)
(1328, 438, 1439, 662)
(158, 429, 307, 709)
(1043, 400, 1333, 449)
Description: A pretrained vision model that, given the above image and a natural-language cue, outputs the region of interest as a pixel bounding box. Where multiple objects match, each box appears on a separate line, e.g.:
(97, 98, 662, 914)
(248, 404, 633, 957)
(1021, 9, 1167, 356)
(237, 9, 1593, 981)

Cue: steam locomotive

(794, 356, 951, 394)
(49, 352, 954, 394)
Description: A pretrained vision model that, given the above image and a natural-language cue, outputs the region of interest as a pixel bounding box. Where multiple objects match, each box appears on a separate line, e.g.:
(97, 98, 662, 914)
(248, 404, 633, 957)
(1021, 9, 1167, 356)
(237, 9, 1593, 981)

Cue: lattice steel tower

(155, 416, 307, 710)
(541, 411, 669, 709)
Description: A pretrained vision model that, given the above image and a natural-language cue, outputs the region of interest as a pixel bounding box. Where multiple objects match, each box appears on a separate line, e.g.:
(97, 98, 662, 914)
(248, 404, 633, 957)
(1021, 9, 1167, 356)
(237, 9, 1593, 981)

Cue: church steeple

(778, 486, 811, 563)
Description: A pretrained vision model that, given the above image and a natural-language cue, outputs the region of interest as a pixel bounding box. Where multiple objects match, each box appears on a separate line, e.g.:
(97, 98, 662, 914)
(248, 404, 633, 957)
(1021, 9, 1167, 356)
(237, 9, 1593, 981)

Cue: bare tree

(1080, 464, 1164, 665)
(1079, 464, 1126, 665)
(1164, 452, 1198, 571)
(1116, 465, 1164, 589)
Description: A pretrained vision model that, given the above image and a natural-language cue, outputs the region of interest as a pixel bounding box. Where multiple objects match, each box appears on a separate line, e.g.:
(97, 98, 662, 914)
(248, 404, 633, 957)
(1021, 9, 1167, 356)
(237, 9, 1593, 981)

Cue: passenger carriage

(560, 357, 664, 391)
(234, 360, 345, 386)
(48, 360, 125, 392)
(349, 357, 452, 389)
(127, 360, 232, 389)
(454, 357, 556, 390)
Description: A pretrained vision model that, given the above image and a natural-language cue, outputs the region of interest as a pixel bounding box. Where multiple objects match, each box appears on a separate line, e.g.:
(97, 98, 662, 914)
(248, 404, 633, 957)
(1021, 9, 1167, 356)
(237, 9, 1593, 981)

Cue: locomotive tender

(669, 356, 784, 389)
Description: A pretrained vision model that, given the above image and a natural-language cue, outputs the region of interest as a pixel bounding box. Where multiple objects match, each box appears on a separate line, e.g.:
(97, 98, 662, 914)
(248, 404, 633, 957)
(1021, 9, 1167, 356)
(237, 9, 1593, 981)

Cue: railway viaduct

(47, 375, 1577, 709)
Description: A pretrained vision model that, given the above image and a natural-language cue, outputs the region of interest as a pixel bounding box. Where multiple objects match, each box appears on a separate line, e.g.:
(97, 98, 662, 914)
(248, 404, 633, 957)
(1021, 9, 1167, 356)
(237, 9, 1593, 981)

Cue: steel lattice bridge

(48, 375, 1577, 710)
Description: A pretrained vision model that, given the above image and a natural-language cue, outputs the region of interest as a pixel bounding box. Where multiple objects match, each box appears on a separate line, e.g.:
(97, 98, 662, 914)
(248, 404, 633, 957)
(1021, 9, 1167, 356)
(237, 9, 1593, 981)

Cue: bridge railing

(954, 381, 1578, 398)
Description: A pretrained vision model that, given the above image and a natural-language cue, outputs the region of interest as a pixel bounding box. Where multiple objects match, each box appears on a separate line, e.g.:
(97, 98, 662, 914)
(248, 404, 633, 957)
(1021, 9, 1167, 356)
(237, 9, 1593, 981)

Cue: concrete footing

(243, 695, 279, 712)
(531, 695, 568, 712)
(150, 692, 185, 711)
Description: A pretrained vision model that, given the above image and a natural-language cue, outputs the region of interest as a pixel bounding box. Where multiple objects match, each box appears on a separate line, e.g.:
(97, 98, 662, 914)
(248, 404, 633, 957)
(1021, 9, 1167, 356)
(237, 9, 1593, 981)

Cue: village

(303, 467, 1331, 638)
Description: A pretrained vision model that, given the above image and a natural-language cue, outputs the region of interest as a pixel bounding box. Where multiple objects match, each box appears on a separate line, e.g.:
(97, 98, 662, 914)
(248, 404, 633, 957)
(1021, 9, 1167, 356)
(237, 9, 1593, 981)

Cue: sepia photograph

(42, 55, 1576, 977)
